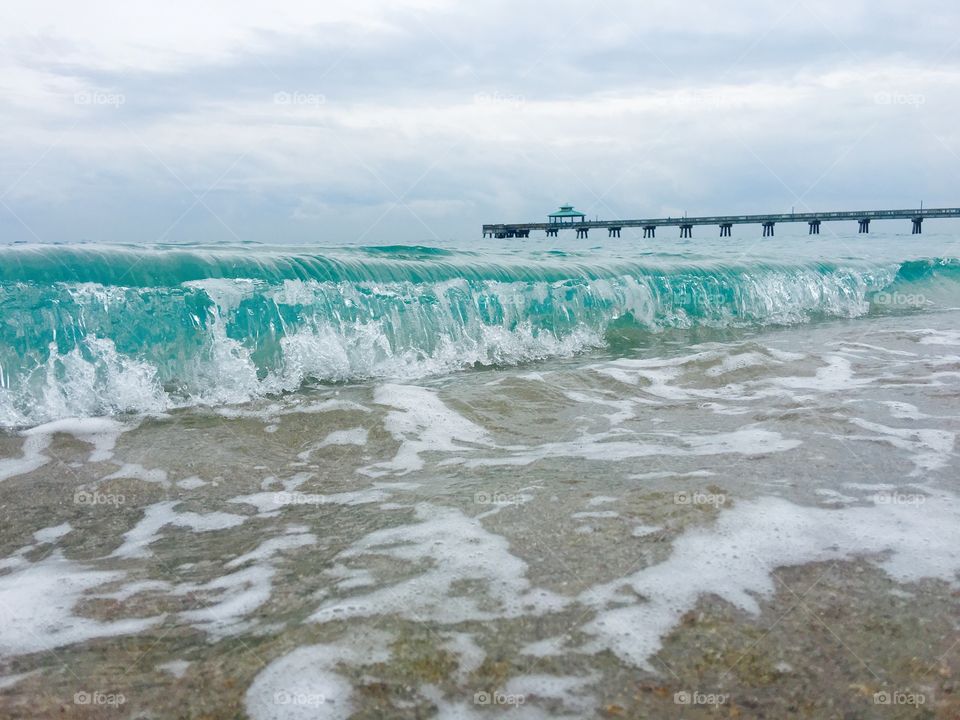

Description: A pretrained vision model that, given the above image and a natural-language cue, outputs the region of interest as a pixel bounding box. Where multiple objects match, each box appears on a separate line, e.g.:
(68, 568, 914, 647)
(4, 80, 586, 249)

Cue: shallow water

(1, 231, 959, 717)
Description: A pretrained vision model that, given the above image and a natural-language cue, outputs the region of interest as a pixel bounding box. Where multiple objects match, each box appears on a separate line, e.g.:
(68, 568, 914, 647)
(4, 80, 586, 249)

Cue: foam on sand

(462, 426, 799, 468)
(0, 551, 160, 655)
(580, 489, 960, 669)
(245, 631, 391, 720)
(175, 532, 316, 636)
(0, 433, 51, 482)
(111, 501, 246, 559)
(157, 660, 190, 679)
(22, 416, 127, 462)
(310, 503, 565, 624)
(363, 384, 491, 475)
(103, 463, 170, 487)
(33, 522, 72, 544)
(847, 417, 954, 475)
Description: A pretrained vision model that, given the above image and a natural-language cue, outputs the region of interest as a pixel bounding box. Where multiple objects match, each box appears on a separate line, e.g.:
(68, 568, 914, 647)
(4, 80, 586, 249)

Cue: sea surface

(0, 228, 959, 718)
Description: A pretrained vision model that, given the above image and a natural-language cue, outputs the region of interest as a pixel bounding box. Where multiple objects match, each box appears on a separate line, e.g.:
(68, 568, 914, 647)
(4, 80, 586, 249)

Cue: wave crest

(1, 249, 957, 426)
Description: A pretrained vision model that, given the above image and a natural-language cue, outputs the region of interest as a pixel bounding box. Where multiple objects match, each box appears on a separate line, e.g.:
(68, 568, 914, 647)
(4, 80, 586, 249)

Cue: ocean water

(0, 229, 958, 717)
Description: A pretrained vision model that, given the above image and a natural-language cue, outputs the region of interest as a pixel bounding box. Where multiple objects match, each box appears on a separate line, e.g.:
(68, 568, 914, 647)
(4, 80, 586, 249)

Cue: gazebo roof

(549, 205, 586, 218)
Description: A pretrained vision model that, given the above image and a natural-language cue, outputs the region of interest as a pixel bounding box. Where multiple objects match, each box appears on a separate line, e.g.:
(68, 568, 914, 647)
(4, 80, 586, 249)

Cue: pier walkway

(482, 207, 960, 239)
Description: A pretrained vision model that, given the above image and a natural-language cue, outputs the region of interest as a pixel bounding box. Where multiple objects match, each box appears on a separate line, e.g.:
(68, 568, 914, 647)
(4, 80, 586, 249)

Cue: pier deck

(483, 207, 960, 238)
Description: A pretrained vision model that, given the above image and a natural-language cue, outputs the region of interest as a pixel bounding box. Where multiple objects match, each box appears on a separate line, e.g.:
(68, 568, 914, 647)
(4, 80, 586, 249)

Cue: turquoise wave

(0, 247, 957, 426)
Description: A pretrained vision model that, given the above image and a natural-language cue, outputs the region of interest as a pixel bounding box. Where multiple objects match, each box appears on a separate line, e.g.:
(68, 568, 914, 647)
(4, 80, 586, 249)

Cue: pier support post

(680, 224, 693, 238)
(576, 228, 589, 239)
(546, 228, 558, 237)
(858, 219, 870, 234)
(608, 227, 621, 238)
(720, 223, 733, 237)
(912, 218, 923, 234)
(762, 222, 775, 237)
(808, 220, 820, 235)
(643, 225, 656, 238)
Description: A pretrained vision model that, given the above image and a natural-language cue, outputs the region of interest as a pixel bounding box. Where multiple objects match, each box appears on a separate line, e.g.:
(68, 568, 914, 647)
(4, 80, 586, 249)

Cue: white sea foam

(320, 428, 368, 447)
(0, 551, 160, 655)
(229, 487, 391, 515)
(880, 401, 927, 420)
(158, 660, 190, 678)
(3, 336, 169, 426)
(245, 631, 391, 720)
(628, 470, 714, 481)
(0, 432, 51, 482)
(915, 329, 960, 346)
(440, 632, 486, 680)
(33, 522, 72, 544)
(103, 463, 170, 487)
(772, 355, 870, 392)
(0, 671, 38, 690)
(847, 417, 955, 475)
(309, 503, 565, 624)
(111, 501, 246, 559)
(23, 416, 127, 462)
(704, 351, 773, 376)
(571, 511, 619, 519)
(225, 533, 317, 569)
(363, 384, 491, 475)
(580, 490, 960, 669)
(177, 532, 315, 636)
(177, 475, 208, 490)
(462, 426, 799, 468)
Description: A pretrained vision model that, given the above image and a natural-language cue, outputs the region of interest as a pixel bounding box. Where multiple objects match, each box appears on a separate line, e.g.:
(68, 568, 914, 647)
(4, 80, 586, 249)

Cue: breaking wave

(0, 245, 957, 426)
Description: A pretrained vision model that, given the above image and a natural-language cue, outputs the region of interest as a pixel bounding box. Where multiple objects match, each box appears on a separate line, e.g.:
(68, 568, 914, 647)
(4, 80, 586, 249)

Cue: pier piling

(483, 207, 958, 240)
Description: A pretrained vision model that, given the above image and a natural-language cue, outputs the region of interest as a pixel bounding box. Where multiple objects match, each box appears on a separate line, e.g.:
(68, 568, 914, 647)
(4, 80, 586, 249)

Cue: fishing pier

(483, 206, 960, 239)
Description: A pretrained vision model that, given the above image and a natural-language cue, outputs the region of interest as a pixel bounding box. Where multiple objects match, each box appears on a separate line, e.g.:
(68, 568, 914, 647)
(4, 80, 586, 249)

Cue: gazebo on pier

(548, 205, 586, 224)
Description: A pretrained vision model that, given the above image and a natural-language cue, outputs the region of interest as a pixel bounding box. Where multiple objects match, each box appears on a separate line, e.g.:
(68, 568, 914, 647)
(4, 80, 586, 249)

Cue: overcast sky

(1, 0, 958, 245)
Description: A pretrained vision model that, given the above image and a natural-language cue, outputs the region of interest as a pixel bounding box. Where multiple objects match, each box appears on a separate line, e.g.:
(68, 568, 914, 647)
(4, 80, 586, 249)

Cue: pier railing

(482, 207, 960, 238)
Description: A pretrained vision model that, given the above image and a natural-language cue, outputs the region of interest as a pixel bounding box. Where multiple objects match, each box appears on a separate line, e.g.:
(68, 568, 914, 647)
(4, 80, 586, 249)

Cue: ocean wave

(1, 246, 957, 426)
